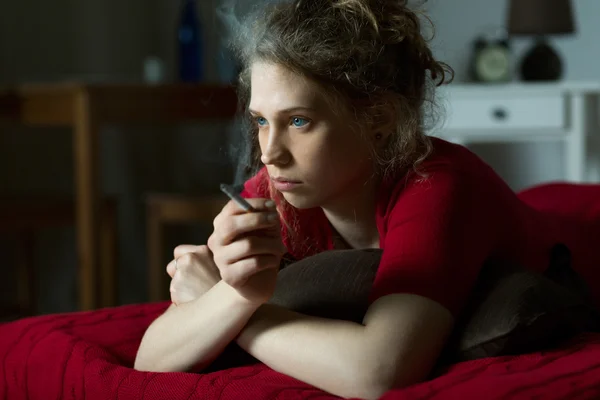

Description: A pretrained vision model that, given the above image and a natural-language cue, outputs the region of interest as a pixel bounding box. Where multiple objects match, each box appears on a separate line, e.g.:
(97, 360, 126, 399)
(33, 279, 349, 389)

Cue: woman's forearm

(134, 281, 259, 372)
(235, 304, 381, 399)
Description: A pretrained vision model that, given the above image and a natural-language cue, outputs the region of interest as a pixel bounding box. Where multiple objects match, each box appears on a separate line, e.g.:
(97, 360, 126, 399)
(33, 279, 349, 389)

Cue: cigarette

(220, 183, 256, 212)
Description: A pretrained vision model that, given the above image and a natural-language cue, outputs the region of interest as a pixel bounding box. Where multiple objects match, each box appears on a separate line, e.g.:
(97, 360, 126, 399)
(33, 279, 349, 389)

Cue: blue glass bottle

(178, 0, 203, 82)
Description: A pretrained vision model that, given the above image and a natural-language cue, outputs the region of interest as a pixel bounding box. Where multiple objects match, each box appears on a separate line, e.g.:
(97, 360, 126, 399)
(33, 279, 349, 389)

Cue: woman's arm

(135, 194, 282, 373)
(134, 280, 259, 372)
(236, 293, 453, 400)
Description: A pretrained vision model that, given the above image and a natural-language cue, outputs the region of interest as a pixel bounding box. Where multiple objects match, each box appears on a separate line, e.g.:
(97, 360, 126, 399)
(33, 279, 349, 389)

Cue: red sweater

(242, 138, 599, 317)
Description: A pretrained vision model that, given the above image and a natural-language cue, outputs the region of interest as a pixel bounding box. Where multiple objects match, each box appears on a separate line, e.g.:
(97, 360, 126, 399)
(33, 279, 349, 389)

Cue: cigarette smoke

(215, 0, 288, 48)
(215, 0, 292, 187)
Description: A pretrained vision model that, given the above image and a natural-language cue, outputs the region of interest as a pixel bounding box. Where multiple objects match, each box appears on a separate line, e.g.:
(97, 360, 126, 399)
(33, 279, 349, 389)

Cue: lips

(270, 177, 302, 192)
(271, 177, 302, 184)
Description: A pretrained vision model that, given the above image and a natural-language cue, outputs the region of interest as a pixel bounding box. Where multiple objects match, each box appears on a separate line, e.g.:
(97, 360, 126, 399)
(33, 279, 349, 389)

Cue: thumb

(173, 244, 201, 259)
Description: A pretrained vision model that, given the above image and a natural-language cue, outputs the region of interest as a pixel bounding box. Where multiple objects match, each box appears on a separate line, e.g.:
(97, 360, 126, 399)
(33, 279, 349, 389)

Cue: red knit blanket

(2, 302, 600, 400)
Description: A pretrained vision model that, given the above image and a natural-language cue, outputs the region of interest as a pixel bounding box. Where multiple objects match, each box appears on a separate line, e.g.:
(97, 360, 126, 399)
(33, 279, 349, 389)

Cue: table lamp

(507, 0, 576, 81)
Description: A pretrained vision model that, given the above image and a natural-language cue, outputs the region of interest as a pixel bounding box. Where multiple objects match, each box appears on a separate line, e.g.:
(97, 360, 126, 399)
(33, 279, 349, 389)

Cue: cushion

(268, 249, 381, 323)
(443, 244, 600, 364)
(270, 246, 598, 364)
(207, 245, 597, 371)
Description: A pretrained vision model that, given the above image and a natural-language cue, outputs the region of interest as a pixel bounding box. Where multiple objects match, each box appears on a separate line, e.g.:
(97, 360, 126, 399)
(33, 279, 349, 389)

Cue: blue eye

(291, 117, 309, 127)
(255, 116, 268, 127)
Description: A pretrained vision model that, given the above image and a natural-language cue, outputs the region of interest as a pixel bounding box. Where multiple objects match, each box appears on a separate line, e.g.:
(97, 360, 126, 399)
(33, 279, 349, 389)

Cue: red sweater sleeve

(370, 168, 497, 317)
(240, 167, 270, 199)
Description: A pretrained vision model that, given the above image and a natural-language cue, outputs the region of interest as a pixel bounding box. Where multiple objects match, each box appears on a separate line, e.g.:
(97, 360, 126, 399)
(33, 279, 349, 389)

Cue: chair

(0, 196, 118, 319)
(146, 194, 228, 302)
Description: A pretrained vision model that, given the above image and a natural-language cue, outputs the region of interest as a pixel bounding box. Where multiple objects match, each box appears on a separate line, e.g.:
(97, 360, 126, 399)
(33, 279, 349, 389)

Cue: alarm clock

(470, 35, 512, 83)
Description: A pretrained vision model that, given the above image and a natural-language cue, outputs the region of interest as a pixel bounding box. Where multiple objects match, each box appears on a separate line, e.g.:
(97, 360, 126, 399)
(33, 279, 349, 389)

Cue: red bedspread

(2, 301, 600, 400)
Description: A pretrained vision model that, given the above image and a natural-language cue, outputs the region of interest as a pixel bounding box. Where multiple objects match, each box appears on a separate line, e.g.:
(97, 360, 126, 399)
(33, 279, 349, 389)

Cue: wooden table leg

(147, 203, 167, 302)
(73, 88, 100, 311)
(100, 200, 118, 307)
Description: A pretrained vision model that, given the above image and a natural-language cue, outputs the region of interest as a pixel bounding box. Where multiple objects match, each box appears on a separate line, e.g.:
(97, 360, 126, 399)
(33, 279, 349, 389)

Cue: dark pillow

(270, 246, 599, 363)
(268, 249, 381, 323)
(205, 246, 598, 372)
(443, 247, 599, 364)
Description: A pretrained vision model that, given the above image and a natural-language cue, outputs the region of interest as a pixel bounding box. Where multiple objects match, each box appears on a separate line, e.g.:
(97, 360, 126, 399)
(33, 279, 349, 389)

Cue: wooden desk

(0, 83, 239, 311)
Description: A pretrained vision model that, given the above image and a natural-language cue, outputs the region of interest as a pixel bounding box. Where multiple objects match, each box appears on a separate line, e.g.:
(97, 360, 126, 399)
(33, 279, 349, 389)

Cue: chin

(280, 192, 321, 210)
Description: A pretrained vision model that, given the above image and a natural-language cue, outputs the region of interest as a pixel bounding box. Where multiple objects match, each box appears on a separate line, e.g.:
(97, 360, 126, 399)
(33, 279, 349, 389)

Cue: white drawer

(444, 94, 565, 131)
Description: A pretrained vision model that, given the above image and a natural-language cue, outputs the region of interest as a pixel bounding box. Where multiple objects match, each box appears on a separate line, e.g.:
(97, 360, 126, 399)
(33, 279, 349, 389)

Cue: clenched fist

(166, 245, 221, 306)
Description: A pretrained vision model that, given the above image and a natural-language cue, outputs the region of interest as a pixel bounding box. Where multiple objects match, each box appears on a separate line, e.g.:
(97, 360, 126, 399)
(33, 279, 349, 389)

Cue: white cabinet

(446, 94, 565, 131)
(432, 82, 600, 183)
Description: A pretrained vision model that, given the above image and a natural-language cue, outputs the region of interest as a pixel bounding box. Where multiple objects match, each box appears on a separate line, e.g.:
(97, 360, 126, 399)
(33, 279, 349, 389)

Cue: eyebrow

(248, 106, 317, 115)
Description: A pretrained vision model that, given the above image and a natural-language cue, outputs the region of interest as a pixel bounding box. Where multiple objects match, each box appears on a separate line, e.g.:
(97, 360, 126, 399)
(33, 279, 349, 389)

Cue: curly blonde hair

(231, 0, 453, 182)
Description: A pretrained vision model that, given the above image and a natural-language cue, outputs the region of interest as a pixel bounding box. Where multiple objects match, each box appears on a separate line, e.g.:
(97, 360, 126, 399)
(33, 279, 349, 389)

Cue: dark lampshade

(508, 0, 576, 36)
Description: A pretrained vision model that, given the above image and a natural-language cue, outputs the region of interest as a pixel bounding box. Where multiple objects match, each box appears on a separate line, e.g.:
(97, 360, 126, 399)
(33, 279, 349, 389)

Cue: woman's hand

(207, 198, 286, 305)
(166, 245, 221, 306)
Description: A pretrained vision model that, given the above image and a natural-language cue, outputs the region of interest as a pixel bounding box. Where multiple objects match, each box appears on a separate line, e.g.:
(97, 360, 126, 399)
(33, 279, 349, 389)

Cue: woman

(134, 1, 600, 399)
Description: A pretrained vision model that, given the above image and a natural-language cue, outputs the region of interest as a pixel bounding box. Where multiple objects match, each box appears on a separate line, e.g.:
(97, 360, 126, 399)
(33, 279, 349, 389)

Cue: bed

(2, 182, 600, 400)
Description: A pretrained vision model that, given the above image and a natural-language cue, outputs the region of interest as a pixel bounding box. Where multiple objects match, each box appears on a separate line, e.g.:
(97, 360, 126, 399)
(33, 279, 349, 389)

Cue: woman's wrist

(217, 280, 266, 310)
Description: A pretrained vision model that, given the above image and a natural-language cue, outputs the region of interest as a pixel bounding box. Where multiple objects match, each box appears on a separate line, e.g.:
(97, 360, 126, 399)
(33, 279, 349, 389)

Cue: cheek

(293, 126, 370, 177)
(322, 134, 370, 167)
(257, 130, 268, 154)
(295, 140, 331, 171)
(302, 143, 356, 182)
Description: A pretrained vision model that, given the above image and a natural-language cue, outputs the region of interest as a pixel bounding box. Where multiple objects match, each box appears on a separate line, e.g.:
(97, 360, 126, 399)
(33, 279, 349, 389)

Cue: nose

(260, 127, 291, 166)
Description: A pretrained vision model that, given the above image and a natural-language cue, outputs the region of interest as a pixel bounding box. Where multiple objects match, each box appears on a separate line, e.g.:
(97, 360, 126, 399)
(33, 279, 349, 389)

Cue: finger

(221, 236, 286, 265)
(169, 274, 177, 294)
(213, 210, 281, 245)
(166, 252, 202, 279)
(221, 254, 280, 287)
(193, 244, 213, 258)
(170, 275, 190, 306)
(169, 272, 179, 296)
(220, 198, 277, 216)
(166, 258, 177, 278)
(175, 252, 201, 273)
(174, 244, 201, 259)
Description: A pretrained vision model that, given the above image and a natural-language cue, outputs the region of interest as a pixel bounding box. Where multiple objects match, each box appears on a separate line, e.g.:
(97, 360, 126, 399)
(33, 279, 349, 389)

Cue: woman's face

(249, 62, 375, 210)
